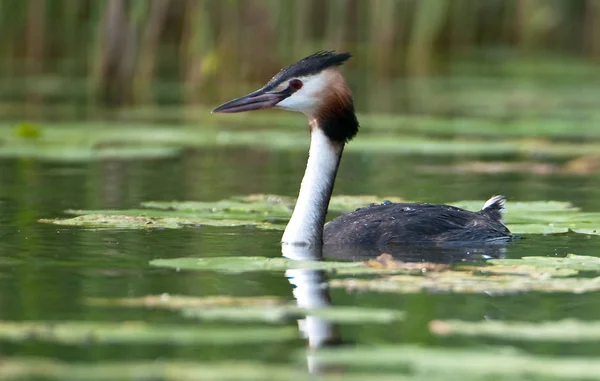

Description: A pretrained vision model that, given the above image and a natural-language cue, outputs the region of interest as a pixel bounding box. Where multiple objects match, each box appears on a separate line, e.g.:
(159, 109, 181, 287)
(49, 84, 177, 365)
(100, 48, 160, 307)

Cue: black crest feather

(265, 51, 352, 90)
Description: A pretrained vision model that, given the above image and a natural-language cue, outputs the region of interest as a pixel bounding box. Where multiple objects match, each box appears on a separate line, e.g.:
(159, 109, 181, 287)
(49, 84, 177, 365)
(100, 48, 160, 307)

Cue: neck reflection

(282, 244, 342, 374)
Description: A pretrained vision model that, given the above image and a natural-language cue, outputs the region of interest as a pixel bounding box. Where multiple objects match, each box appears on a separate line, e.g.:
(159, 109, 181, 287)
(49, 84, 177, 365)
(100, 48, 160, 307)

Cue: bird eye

(289, 79, 303, 91)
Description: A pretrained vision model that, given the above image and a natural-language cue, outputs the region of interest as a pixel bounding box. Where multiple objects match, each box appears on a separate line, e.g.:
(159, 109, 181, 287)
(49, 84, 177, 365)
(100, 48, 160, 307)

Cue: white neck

(282, 127, 343, 246)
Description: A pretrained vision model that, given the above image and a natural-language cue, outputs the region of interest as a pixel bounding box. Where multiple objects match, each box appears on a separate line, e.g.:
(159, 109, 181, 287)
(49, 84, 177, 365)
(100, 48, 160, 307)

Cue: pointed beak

(212, 87, 292, 113)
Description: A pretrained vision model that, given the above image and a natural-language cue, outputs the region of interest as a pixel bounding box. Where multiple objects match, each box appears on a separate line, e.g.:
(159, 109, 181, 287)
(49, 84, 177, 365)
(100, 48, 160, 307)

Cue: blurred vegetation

(2, 0, 600, 112)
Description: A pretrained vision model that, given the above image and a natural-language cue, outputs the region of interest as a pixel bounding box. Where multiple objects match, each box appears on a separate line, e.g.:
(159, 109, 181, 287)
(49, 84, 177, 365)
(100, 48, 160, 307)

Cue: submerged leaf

(430, 319, 600, 342)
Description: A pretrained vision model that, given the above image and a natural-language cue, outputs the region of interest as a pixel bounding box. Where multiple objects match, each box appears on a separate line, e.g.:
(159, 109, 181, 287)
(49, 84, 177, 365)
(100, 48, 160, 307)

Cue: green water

(3, 66, 600, 379)
(1, 142, 600, 377)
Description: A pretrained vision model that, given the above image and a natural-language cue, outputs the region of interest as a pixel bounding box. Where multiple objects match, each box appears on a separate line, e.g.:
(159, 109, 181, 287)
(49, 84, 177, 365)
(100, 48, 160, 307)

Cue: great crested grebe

(213, 51, 514, 248)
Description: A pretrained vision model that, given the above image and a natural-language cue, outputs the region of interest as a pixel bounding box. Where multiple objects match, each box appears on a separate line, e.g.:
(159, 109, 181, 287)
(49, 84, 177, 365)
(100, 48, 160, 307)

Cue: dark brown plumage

(324, 198, 513, 247)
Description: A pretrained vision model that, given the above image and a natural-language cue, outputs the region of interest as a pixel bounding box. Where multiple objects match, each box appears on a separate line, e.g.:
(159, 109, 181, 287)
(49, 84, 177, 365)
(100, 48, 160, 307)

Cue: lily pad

(0, 359, 306, 381)
(40, 213, 283, 230)
(141, 194, 405, 215)
(0, 145, 181, 161)
(310, 345, 600, 380)
(149, 255, 469, 276)
(87, 294, 285, 310)
(330, 272, 600, 295)
(504, 224, 569, 235)
(40, 195, 600, 236)
(489, 254, 600, 271)
(0, 321, 298, 345)
(328, 254, 600, 295)
(88, 294, 404, 324)
(182, 305, 405, 324)
(430, 319, 600, 342)
(149, 256, 361, 273)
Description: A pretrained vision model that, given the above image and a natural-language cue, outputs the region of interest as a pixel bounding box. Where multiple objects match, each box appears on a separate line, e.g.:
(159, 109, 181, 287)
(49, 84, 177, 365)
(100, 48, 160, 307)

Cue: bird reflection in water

(281, 242, 508, 375)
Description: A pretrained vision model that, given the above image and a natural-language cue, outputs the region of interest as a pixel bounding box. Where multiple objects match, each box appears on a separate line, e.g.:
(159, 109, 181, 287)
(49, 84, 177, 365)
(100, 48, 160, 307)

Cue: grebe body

(324, 196, 511, 246)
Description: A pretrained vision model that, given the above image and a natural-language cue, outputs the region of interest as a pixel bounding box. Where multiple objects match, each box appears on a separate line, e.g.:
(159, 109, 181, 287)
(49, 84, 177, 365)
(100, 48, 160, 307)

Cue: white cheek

(276, 94, 317, 113)
(275, 74, 328, 114)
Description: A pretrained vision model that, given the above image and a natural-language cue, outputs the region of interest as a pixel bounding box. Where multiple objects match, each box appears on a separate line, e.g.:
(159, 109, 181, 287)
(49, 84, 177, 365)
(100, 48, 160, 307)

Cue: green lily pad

(0, 359, 306, 381)
(489, 254, 600, 271)
(3, 119, 600, 161)
(0, 356, 481, 381)
(0, 145, 181, 161)
(430, 319, 600, 342)
(149, 256, 361, 273)
(452, 200, 578, 213)
(141, 198, 293, 216)
(141, 194, 405, 215)
(330, 254, 600, 295)
(0, 321, 297, 345)
(87, 295, 285, 310)
(330, 272, 600, 295)
(505, 224, 569, 235)
(40, 195, 600, 236)
(88, 294, 404, 324)
(182, 305, 404, 324)
(571, 227, 600, 235)
(39, 213, 283, 230)
(310, 345, 600, 380)
(149, 255, 473, 276)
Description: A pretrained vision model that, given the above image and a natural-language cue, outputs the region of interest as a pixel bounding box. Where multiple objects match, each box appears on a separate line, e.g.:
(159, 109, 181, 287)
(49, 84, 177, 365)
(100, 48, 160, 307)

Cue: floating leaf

(182, 305, 404, 324)
(0, 321, 297, 345)
(571, 227, 600, 235)
(489, 254, 600, 271)
(88, 295, 285, 310)
(464, 264, 578, 277)
(149, 256, 361, 273)
(0, 146, 181, 161)
(0, 359, 305, 381)
(330, 253, 600, 295)
(310, 345, 600, 379)
(505, 224, 569, 235)
(40, 195, 600, 237)
(331, 273, 600, 295)
(451, 200, 578, 213)
(430, 319, 600, 342)
(363, 253, 451, 272)
(141, 198, 293, 216)
(40, 214, 283, 230)
(149, 255, 465, 276)
(141, 194, 405, 215)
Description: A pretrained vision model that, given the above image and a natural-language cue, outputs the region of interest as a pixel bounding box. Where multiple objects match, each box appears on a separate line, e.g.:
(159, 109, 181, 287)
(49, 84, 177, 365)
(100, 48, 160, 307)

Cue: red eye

(289, 79, 303, 91)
